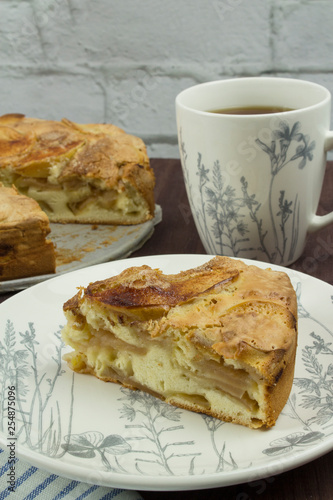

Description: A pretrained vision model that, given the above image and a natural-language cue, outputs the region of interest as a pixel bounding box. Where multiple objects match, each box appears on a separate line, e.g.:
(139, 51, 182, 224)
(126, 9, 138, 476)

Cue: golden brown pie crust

(0, 183, 56, 280)
(62, 256, 298, 429)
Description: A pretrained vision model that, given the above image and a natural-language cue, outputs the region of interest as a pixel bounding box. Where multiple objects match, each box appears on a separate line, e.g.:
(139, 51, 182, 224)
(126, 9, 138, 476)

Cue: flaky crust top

(0, 182, 50, 231)
(64, 256, 298, 378)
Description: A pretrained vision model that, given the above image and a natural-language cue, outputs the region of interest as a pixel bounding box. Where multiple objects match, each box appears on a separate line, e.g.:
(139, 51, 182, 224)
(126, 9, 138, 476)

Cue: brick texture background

(1, 0, 333, 158)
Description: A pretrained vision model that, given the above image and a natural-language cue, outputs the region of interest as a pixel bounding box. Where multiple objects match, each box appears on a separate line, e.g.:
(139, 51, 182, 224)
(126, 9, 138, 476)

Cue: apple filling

(12, 175, 149, 224)
(62, 303, 263, 424)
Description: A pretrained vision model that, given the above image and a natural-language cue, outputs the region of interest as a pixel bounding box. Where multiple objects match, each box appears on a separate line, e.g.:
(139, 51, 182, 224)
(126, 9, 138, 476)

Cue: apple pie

(61, 256, 298, 428)
(0, 183, 56, 281)
(0, 113, 155, 225)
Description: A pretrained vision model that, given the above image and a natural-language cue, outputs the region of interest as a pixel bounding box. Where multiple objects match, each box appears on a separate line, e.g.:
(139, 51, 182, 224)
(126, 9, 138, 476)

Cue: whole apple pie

(0, 113, 155, 225)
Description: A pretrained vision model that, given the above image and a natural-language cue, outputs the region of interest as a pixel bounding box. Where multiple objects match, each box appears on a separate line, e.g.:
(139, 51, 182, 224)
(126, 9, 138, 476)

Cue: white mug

(176, 77, 333, 266)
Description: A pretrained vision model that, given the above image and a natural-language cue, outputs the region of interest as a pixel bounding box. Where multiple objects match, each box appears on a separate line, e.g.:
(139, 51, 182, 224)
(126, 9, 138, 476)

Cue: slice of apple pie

(0, 183, 56, 281)
(0, 113, 155, 225)
(61, 256, 298, 428)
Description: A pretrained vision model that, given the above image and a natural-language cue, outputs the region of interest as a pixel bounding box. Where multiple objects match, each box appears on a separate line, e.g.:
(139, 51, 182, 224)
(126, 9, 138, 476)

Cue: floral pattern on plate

(0, 255, 332, 489)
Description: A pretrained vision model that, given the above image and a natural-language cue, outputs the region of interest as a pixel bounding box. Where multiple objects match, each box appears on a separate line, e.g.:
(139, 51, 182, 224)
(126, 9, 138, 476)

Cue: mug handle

(308, 131, 333, 232)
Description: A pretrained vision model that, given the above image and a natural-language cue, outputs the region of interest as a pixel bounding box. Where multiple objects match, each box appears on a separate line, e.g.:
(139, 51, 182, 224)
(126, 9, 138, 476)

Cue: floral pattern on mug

(180, 120, 316, 264)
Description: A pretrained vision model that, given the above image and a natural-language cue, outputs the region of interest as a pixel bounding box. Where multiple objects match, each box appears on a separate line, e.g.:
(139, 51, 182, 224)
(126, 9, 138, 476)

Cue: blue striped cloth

(0, 448, 143, 500)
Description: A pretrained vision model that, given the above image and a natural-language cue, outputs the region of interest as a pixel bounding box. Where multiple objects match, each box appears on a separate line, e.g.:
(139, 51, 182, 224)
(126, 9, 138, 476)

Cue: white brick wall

(1, 0, 333, 158)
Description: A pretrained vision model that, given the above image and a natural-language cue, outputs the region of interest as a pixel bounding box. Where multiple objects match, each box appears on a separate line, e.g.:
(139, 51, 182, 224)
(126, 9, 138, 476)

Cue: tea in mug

(209, 105, 295, 115)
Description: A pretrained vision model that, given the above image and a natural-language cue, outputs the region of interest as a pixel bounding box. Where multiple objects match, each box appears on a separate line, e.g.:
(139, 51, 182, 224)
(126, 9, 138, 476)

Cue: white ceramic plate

(0, 254, 332, 491)
(0, 206, 161, 293)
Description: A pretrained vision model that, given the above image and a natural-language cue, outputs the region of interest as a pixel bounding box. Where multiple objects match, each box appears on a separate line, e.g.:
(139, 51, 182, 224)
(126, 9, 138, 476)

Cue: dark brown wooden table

(1, 159, 332, 499)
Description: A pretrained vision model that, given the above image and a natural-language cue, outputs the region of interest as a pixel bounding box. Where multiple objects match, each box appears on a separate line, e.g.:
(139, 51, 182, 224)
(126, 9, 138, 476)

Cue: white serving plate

(0, 254, 332, 491)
